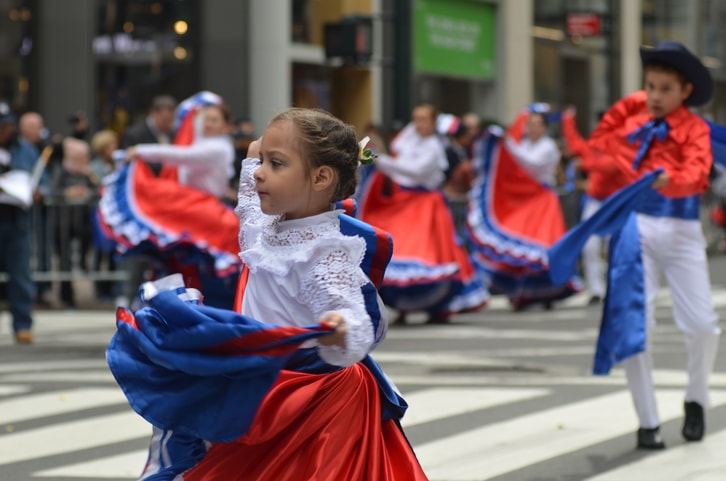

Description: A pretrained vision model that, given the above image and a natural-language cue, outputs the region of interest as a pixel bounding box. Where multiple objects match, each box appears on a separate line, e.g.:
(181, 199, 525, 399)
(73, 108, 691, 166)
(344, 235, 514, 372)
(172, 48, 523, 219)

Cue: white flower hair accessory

(358, 136, 377, 165)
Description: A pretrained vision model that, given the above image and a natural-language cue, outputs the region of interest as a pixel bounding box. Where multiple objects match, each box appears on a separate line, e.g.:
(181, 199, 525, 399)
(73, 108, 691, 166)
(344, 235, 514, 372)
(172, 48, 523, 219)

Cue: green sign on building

(414, 0, 496, 79)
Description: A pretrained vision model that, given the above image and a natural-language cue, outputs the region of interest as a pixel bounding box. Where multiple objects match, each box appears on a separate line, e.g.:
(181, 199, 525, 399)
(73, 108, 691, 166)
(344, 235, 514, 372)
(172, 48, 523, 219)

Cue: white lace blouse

(235, 158, 376, 367)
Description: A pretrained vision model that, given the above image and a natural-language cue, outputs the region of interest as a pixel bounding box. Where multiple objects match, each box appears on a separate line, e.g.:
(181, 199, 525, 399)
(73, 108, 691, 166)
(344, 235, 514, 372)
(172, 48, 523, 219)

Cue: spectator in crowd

(90, 130, 122, 302)
(120, 95, 177, 173)
(50, 137, 96, 309)
(19, 112, 53, 306)
(0, 102, 37, 343)
(68, 111, 90, 141)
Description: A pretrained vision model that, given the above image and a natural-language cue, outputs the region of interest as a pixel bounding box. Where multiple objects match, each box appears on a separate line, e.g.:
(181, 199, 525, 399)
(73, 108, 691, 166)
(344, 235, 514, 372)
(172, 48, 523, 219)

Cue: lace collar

(261, 209, 341, 247)
(242, 209, 365, 276)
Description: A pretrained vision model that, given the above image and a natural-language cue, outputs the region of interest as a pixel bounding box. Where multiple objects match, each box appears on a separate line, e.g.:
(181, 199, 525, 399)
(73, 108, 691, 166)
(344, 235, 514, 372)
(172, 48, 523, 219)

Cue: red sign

(566, 12, 602, 37)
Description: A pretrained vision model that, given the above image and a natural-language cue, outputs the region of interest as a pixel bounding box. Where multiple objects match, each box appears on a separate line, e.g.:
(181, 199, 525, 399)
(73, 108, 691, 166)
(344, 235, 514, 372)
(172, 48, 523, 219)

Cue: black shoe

(682, 401, 705, 441)
(588, 295, 602, 306)
(426, 313, 450, 324)
(637, 426, 666, 450)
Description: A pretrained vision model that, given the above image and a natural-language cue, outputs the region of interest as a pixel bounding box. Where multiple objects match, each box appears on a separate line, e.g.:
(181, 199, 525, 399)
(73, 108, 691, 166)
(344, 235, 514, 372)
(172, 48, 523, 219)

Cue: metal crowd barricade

(0, 196, 128, 302)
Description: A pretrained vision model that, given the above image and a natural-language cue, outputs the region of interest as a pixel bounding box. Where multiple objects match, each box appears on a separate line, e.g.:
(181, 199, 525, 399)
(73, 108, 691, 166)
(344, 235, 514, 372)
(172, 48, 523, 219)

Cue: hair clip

(358, 136, 377, 165)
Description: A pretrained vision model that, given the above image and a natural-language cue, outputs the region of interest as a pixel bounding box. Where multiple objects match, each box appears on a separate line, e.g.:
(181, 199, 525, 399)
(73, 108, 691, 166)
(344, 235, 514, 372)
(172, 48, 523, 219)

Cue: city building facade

(1, 0, 725, 137)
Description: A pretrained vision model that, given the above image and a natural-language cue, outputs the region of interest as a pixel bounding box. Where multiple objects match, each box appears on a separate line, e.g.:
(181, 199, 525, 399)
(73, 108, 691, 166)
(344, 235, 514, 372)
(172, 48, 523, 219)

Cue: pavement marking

(0, 411, 150, 466)
(4, 386, 725, 480)
(0, 371, 117, 383)
(33, 450, 148, 479)
(401, 387, 550, 427)
(389, 369, 726, 388)
(0, 388, 128, 425)
(584, 428, 726, 481)
(29, 388, 549, 479)
(483, 286, 726, 312)
(0, 385, 31, 397)
(0, 359, 109, 374)
(415, 389, 726, 481)
(383, 326, 598, 341)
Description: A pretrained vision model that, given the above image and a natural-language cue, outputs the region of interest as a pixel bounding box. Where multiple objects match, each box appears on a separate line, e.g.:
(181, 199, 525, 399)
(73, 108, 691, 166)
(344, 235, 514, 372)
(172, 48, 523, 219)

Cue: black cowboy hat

(640, 41, 713, 107)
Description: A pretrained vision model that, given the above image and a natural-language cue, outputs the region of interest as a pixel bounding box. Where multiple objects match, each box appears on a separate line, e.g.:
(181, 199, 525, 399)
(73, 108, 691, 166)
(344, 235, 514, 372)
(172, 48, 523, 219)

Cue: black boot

(637, 426, 665, 450)
(682, 401, 705, 441)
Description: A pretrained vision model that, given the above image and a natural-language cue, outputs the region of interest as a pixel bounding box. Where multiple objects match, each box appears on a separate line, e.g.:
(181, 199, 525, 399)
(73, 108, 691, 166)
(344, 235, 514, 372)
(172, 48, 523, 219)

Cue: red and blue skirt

(466, 131, 581, 307)
(358, 171, 488, 315)
(95, 161, 241, 308)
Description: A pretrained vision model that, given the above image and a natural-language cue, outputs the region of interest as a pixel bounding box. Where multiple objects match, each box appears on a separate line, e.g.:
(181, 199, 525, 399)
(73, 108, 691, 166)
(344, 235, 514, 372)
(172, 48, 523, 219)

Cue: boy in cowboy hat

(583, 41, 720, 450)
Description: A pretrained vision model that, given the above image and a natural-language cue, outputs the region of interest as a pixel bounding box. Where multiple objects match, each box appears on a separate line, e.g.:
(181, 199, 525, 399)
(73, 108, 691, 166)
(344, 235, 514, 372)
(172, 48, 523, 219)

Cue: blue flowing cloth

(107, 291, 335, 442)
(705, 118, 726, 169)
(548, 170, 661, 375)
(108, 289, 406, 444)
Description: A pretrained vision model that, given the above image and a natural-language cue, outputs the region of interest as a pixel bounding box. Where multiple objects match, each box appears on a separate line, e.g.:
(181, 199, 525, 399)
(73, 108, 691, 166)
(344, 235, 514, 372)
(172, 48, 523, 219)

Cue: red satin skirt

(181, 364, 428, 481)
(360, 172, 464, 274)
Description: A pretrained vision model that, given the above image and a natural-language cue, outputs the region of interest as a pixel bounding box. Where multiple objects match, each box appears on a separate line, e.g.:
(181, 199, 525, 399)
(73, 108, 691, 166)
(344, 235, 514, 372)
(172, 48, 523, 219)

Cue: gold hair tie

(358, 136, 377, 165)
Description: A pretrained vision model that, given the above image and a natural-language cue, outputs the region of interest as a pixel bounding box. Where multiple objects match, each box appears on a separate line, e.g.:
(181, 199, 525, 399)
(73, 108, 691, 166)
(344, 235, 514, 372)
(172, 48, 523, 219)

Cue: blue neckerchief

(626, 119, 670, 169)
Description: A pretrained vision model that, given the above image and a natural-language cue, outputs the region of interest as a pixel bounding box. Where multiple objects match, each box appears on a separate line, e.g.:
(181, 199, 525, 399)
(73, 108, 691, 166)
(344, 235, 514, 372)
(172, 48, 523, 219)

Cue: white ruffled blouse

(234, 158, 376, 367)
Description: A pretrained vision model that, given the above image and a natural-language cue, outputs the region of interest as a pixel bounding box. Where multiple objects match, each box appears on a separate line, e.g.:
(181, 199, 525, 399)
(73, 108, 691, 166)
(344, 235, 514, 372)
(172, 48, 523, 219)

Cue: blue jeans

(0, 207, 34, 333)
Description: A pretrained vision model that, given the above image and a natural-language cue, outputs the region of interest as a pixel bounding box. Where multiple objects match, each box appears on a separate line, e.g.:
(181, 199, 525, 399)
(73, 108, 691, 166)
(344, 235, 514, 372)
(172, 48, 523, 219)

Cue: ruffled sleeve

(298, 243, 374, 367)
(235, 158, 277, 252)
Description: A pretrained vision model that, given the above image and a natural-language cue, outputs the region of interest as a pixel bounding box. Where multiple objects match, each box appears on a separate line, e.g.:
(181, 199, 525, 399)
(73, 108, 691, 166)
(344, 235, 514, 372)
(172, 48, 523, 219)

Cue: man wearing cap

(585, 41, 720, 449)
(0, 102, 38, 344)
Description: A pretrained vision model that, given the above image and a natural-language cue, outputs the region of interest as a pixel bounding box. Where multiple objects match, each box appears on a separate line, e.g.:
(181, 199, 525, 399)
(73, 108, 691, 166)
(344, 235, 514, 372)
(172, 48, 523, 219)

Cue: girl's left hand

(652, 172, 670, 189)
(318, 312, 347, 348)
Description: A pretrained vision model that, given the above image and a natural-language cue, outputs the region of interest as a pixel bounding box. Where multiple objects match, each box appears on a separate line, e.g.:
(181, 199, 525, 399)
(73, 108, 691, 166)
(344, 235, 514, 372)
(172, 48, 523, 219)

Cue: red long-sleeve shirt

(560, 112, 625, 200)
(584, 90, 711, 198)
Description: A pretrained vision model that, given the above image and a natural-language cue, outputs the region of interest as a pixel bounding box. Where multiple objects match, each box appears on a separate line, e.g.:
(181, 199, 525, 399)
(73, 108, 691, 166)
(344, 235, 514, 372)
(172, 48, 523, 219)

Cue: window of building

(0, 0, 37, 112)
(94, 0, 200, 133)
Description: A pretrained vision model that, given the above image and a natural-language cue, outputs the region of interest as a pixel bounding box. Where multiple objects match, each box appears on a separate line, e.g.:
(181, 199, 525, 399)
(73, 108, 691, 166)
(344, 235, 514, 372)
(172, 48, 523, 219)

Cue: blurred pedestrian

(90, 130, 122, 302)
(505, 111, 561, 187)
(561, 107, 612, 304)
(19, 112, 53, 306)
(0, 102, 37, 343)
(359, 104, 488, 324)
(120, 95, 177, 173)
(50, 137, 96, 309)
(466, 105, 576, 311)
(68, 111, 89, 140)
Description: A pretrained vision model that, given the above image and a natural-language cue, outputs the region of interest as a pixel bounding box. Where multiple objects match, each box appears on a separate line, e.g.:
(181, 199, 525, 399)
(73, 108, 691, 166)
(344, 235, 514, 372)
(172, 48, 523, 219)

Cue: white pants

(622, 214, 721, 428)
(581, 197, 606, 297)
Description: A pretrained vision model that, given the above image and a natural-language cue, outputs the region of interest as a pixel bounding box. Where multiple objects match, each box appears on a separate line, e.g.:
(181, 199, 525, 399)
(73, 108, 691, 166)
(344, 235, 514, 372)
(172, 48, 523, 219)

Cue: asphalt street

(0, 254, 725, 480)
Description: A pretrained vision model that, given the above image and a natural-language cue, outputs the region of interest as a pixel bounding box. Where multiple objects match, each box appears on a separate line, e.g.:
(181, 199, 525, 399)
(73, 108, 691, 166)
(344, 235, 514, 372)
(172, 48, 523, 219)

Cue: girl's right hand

(317, 312, 347, 349)
(247, 138, 261, 159)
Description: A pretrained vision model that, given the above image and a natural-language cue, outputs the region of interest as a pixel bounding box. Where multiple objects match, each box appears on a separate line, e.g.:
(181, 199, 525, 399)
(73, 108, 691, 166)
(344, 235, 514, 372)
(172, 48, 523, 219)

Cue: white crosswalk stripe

(0, 381, 718, 479)
(0, 411, 149, 466)
(34, 451, 149, 479)
(486, 285, 726, 311)
(0, 303, 724, 480)
(415, 389, 726, 481)
(583, 429, 726, 481)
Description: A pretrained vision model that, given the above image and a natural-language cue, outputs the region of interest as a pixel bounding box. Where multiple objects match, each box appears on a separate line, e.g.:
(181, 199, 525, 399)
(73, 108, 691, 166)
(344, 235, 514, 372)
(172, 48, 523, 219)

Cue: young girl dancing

(108, 108, 428, 480)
